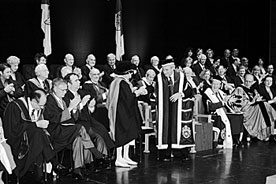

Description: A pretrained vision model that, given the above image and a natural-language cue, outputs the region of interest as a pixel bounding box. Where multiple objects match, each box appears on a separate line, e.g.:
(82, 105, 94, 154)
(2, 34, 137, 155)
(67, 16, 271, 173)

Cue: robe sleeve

(3, 102, 33, 141)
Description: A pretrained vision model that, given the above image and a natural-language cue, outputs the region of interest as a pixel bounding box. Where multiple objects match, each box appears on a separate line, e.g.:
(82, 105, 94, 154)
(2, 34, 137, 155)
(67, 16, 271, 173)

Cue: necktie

(43, 81, 48, 92)
(168, 77, 174, 95)
(31, 109, 36, 121)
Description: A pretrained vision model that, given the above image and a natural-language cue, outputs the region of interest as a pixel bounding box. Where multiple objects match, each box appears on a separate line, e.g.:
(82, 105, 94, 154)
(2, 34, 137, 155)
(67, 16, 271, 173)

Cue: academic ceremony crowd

(0, 47, 276, 183)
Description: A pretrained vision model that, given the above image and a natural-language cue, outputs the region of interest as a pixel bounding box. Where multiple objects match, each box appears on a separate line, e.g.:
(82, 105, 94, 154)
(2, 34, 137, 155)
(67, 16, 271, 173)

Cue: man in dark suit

(130, 55, 145, 86)
(266, 64, 276, 90)
(192, 54, 207, 77)
(101, 53, 117, 88)
(226, 57, 240, 77)
(81, 54, 96, 84)
(220, 49, 231, 69)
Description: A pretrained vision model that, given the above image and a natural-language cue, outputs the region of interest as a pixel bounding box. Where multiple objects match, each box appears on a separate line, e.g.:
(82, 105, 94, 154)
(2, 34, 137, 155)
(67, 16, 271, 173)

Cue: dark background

(0, 0, 271, 68)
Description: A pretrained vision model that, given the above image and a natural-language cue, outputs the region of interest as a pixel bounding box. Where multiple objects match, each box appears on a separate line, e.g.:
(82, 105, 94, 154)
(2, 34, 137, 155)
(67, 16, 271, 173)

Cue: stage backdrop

(0, 0, 270, 68)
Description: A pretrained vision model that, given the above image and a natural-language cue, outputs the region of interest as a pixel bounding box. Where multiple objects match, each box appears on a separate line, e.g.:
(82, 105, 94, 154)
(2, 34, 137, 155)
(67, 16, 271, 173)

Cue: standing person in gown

(156, 58, 195, 161)
(106, 61, 145, 167)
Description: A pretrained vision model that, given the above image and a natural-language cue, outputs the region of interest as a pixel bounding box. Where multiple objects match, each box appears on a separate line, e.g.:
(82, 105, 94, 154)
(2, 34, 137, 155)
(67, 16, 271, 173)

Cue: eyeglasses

(55, 86, 68, 92)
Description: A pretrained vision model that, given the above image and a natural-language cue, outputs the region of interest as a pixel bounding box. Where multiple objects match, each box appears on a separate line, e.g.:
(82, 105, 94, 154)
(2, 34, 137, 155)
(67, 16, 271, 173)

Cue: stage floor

(13, 140, 276, 184)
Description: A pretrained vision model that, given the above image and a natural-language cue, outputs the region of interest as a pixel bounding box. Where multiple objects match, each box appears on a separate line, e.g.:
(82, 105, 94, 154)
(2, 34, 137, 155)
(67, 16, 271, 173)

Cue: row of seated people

(186, 65, 276, 148)
(0, 66, 117, 183)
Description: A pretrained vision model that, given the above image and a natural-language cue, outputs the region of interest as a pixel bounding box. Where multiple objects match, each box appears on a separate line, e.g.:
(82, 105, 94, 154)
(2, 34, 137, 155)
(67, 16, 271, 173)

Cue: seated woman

(0, 63, 24, 117)
(258, 75, 276, 110)
(6, 56, 25, 88)
(228, 74, 276, 141)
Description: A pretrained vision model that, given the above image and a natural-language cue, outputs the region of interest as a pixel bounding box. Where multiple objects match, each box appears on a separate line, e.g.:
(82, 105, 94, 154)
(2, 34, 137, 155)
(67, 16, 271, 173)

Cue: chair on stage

(137, 101, 155, 162)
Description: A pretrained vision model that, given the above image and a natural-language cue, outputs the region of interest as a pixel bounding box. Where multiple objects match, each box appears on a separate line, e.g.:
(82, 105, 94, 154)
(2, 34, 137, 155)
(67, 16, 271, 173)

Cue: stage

(11, 139, 276, 184)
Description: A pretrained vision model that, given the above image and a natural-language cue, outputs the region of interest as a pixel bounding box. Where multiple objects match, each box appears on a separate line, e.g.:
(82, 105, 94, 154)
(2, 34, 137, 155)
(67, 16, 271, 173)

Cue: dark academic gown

(3, 98, 55, 177)
(107, 79, 142, 147)
(82, 81, 110, 130)
(258, 83, 276, 110)
(43, 94, 82, 152)
(101, 64, 116, 88)
(77, 106, 115, 149)
(25, 78, 52, 96)
(12, 71, 26, 87)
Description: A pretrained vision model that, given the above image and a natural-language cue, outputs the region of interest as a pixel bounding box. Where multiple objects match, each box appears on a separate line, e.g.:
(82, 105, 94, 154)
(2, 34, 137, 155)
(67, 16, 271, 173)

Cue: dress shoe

(115, 159, 130, 167)
(53, 164, 69, 176)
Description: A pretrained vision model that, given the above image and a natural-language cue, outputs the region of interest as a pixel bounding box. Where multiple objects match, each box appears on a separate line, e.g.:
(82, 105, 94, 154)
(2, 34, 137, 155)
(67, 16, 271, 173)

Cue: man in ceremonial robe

(3, 89, 56, 181)
(25, 64, 52, 96)
(82, 68, 110, 130)
(156, 58, 195, 161)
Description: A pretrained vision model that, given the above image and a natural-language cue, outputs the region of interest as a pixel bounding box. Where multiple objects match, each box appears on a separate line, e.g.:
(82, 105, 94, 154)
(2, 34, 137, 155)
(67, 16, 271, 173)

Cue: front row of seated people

(1, 57, 276, 182)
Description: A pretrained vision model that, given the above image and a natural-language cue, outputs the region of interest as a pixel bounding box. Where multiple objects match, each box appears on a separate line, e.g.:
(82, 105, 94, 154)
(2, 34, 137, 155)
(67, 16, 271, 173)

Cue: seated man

(137, 69, 156, 105)
(63, 73, 113, 166)
(43, 78, 104, 181)
(203, 76, 241, 148)
(228, 74, 276, 141)
(3, 89, 56, 182)
(25, 64, 52, 96)
(82, 68, 110, 130)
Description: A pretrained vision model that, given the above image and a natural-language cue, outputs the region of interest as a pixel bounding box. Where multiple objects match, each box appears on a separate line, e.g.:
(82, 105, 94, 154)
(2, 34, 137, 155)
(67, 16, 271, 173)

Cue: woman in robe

(106, 61, 144, 167)
(228, 74, 276, 141)
(258, 75, 276, 110)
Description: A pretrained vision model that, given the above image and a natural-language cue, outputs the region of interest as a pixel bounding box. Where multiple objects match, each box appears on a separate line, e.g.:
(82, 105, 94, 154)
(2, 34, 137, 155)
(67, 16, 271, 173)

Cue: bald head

(89, 68, 101, 83)
(244, 74, 254, 88)
(64, 53, 74, 67)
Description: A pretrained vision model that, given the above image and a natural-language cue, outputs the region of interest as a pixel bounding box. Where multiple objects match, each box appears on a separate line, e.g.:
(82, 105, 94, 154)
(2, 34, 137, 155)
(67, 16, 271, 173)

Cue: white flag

(41, 0, 52, 56)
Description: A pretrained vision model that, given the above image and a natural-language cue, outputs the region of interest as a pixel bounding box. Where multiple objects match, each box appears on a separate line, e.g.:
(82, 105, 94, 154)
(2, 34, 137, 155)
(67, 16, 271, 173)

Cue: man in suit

(192, 54, 207, 77)
(220, 49, 231, 69)
(226, 57, 240, 77)
(101, 53, 117, 88)
(130, 55, 145, 86)
(82, 68, 109, 130)
(81, 54, 102, 84)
